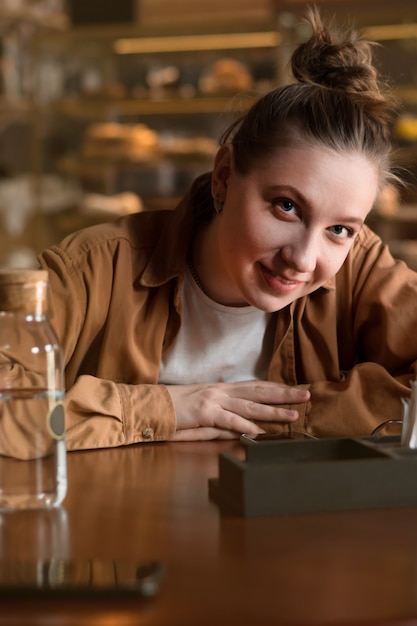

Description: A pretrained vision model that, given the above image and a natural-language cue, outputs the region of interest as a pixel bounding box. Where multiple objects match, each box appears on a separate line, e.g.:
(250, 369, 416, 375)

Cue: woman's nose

(279, 235, 317, 274)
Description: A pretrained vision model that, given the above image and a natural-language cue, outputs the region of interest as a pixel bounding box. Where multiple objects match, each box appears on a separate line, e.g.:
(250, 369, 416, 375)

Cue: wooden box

(208, 436, 417, 517)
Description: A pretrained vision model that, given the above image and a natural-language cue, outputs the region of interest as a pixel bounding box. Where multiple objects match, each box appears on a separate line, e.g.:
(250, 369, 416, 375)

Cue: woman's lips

(259, 263, 304, 294)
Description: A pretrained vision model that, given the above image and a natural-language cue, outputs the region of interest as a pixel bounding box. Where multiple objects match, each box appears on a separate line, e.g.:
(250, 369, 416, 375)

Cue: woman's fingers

(220, 396, 300, 423)
(173, 427, 241, 441)
(224, 381, 310, 405)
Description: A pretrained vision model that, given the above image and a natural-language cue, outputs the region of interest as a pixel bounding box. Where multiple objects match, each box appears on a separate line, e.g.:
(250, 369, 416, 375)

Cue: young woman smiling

(38, 8, 417, 450)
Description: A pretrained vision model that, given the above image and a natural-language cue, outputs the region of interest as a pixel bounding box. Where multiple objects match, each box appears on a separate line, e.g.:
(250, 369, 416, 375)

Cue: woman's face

(207, 142, 379, 311)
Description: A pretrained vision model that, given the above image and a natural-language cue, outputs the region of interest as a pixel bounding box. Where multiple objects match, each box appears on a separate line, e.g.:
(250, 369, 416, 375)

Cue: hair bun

(291, 7, 382, 99)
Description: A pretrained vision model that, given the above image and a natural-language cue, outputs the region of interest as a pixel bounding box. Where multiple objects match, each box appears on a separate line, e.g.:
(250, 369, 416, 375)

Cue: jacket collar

(139, 181, 196, 288)
(321, 276, 336, 291)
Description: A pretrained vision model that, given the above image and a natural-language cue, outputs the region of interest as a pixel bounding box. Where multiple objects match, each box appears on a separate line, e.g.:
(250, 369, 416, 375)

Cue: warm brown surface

(1, 439, 417, 625)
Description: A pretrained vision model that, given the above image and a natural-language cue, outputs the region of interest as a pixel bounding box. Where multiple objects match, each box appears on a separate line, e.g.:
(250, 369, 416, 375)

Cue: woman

(40, 9, 417, 450)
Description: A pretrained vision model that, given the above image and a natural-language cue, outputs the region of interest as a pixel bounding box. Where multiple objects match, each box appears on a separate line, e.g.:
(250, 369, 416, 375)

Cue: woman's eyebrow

(269, 184, 307, 205)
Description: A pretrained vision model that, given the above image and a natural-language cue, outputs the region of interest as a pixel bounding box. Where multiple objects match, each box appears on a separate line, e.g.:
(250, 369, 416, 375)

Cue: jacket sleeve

(39, 241, 177, 452)
(301, 364, 414, 438)
(64, 376, 176, 451)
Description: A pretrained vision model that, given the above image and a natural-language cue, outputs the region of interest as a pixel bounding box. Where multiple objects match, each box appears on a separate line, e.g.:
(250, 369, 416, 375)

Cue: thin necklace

(187, 259, 207, 295)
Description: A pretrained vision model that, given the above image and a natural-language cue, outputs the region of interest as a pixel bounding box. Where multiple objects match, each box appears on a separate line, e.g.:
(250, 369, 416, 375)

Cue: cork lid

(0, 269, 49, 314)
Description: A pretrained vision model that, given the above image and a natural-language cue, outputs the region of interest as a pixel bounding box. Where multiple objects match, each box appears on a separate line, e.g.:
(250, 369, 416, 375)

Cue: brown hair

(221, 7, 398, 185)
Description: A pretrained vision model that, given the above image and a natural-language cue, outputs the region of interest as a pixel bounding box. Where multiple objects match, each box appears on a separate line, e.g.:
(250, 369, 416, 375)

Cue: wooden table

(2, 439, 417, 625)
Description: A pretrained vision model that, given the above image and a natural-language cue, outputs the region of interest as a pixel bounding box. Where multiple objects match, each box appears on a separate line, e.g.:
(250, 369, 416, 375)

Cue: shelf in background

(53, 94, 258, 118)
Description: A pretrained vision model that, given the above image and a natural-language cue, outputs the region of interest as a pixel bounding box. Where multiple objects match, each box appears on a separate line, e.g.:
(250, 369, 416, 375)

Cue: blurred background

(1, 0, 417, 268)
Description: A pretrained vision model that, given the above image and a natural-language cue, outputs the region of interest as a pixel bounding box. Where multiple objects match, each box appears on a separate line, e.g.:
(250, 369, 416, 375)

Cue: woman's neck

(190, 223, 248, 307)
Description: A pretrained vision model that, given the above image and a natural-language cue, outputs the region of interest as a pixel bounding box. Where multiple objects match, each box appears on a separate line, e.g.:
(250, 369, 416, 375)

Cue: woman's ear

(211, 143, 234, 201)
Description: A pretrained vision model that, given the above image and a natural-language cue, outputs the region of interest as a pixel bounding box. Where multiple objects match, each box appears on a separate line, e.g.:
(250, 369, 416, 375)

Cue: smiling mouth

(259, 263, 305, 293)
(275, 274, 298, 285)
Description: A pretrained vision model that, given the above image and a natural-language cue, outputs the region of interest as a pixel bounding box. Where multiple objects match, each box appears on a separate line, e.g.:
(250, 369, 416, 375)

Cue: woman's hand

(165, 381, 310, 441)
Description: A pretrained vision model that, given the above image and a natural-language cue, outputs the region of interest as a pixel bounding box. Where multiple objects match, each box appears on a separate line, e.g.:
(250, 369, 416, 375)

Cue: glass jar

(0, 269, 66, 510)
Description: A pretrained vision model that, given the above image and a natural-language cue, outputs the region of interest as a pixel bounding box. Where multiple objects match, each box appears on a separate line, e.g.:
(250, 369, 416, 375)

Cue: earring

(214, 196, 224, 216)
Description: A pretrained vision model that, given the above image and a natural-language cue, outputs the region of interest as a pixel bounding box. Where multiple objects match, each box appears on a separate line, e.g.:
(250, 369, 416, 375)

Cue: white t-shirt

(159, 267, 273, 384)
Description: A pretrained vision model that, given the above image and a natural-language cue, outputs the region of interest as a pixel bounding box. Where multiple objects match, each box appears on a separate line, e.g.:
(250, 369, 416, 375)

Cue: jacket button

(142, 427, 154, 440)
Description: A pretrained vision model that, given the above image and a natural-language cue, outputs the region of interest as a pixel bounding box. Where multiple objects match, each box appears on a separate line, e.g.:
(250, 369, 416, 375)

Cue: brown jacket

(39, 179, 417, 451)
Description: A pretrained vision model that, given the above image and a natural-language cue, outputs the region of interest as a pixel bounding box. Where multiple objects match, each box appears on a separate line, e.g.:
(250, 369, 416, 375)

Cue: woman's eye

(329, 225, 354, 239)
(275, 198, 297, 214)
